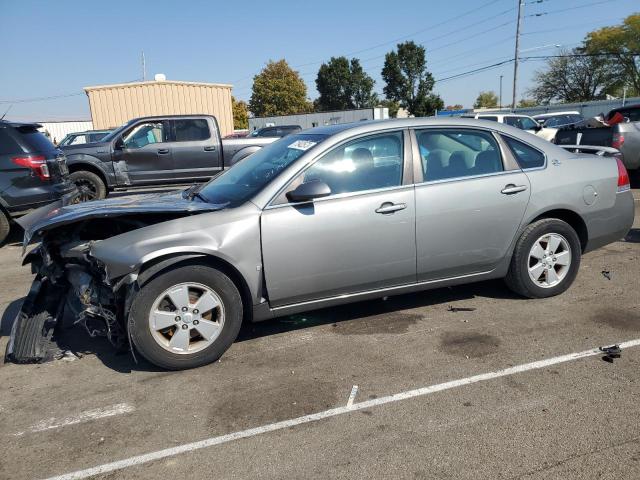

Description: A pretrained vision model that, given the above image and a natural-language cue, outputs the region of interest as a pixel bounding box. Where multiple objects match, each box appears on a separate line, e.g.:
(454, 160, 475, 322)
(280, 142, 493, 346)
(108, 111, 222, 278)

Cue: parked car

(0, 121, 76, 244)
(554, 104, 640, 172)
(223, 131, 249, 139)
(57, 129, 113, 146)
(9, 118, 633, 369)
(60, 115, 276, 201)
(533, 112, 584, 128)
(462, 112, 561, 142)
(248, 125, 302, 138)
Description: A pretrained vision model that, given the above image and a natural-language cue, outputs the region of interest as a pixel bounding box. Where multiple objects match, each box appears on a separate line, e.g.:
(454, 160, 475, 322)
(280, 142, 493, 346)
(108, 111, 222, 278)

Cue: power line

(526, 0, 622, 17)
(0, 92, 84, 105)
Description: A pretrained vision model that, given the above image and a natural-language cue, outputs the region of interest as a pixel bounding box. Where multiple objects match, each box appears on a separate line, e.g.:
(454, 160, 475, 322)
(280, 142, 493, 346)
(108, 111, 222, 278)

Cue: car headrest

(475, 150, 500, 174)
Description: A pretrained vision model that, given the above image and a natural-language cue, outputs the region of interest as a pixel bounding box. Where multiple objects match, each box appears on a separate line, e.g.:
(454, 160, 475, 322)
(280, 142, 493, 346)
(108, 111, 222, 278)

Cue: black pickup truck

(554, 104, 640, 174)
(61, 115, 276, 200)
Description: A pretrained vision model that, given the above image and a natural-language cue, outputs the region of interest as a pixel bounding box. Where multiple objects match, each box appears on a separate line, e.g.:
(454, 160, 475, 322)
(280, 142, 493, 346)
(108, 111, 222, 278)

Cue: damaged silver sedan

(7, 118, 635, 370)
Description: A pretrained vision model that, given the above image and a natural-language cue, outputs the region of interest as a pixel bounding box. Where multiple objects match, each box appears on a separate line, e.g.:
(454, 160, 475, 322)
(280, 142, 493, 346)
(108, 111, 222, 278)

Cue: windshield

(101, 120, 136, 142)
(197, 133, 328, 207)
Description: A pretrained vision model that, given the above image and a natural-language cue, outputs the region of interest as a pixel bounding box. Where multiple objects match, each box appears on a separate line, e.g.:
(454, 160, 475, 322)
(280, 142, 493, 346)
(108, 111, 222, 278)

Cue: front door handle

(204, 146, 217, 151)
(157, 148, 170, 154)
(375, 202, 407, 214)
(501, 184, 527, 195)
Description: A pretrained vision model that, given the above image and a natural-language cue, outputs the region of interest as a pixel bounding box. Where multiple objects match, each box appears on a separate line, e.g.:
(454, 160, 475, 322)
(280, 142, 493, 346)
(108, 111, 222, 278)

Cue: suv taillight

(616, 158, 630, 192)
(612, 132, 625, 150)
(12, 155, 50, 180)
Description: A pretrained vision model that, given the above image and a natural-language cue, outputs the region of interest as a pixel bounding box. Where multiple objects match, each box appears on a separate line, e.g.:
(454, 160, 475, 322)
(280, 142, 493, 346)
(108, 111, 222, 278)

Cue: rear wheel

(69, 170, 107, 202)
(505, 218, 581, 298)
(129, 264, 243, 370)
(0, 209, 10, 245)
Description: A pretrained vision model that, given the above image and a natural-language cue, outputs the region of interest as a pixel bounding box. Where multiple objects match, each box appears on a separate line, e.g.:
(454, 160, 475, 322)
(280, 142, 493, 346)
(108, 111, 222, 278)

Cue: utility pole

(512, 0, 524, 109)
(499, 75, 504, 108)
(142, 51, 146, 81)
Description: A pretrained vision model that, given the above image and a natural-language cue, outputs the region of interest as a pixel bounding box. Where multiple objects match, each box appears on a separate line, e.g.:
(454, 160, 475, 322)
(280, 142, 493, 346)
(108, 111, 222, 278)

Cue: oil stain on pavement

(439, 331, 501, 358)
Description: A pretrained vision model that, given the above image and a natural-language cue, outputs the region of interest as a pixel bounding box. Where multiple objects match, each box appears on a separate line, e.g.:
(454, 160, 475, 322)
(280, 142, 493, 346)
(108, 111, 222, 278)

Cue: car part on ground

(6, 118, 635, 370)
(0, 120, 76, 244)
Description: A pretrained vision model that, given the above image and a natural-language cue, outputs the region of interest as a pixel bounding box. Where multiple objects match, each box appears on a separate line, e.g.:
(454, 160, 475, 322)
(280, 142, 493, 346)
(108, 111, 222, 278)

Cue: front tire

(69, 170, 107, 201)
(0, 209, 10, 245)
(505, 218, 581, 298)
(129, 264, 243, 370)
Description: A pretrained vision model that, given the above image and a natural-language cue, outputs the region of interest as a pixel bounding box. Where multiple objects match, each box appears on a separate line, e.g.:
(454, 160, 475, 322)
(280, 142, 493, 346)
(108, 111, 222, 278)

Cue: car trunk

(554, 126, 614, 148)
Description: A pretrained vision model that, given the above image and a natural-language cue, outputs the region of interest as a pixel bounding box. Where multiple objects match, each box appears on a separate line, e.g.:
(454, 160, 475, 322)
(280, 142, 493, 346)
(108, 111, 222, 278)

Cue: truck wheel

(505, 218, 581, 298)
(69, 170, 107, 201)
(0, 209, 10, 245)
(129, 264, 243, 370)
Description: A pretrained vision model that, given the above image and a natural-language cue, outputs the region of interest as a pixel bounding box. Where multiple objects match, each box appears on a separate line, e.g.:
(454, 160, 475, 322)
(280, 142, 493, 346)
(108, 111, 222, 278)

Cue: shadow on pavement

(624, 228, 640, 243)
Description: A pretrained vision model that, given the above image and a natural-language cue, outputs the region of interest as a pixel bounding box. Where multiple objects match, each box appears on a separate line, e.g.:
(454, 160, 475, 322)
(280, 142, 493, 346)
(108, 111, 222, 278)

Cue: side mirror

(286, 180, 331, 203)
(534, 124, 543, 132)
(114, 136, 125, 150)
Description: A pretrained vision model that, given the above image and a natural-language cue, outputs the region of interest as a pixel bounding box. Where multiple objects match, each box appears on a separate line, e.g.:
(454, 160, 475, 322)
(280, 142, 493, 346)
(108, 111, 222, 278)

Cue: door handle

(157, 148, 170, 154)
(375, 202, 407, 214)
(501, 184, 527, 195)
(204, 146, 217, 151)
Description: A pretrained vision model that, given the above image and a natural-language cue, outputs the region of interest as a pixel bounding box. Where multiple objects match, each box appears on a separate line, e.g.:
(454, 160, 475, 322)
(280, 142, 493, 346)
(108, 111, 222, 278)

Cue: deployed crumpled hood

(17, 191, 225, 246)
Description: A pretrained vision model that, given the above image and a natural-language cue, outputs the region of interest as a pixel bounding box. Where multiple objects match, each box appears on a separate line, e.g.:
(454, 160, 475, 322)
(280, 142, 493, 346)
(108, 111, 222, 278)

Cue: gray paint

(22, 117, 636, 322)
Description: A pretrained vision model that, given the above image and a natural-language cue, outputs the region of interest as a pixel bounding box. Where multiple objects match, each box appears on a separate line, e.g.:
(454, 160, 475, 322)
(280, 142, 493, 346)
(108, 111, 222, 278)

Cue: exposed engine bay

(6, 191, 223, 363)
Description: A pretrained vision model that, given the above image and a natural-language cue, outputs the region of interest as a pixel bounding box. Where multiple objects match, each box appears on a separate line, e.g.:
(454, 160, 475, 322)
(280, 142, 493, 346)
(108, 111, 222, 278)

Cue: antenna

(142, 51, 146, 81)
(0, 104, 12, 121)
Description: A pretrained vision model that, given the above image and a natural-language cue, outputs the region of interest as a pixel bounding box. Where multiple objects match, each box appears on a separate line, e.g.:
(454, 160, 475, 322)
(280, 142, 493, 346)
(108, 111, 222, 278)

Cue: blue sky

(0, 0, 637, 121)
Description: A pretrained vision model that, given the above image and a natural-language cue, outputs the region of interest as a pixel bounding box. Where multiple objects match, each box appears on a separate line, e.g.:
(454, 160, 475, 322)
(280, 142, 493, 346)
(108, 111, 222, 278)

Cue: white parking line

(346, 385, 359, 408)
(14, 403, 134, 437)
(42, 339, 640, 480)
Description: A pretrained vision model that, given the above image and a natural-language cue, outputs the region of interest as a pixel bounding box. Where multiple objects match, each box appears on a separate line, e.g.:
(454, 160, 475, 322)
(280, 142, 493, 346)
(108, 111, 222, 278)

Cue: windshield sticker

(288, 140, 317, 151)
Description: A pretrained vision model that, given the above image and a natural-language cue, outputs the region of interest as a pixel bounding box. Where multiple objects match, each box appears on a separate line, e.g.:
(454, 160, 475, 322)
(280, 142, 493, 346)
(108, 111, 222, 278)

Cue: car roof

(0, 120, 42, 129)
(533, 111, 581, 119)
(304, 117, 537, 137)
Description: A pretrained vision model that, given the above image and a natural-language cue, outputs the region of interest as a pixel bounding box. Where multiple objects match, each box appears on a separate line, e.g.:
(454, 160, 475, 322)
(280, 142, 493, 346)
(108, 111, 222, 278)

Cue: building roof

(84, 79, 233, 92)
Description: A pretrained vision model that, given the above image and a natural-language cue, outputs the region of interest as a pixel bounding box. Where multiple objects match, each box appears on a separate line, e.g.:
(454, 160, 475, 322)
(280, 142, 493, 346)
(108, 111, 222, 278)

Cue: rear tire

(0, 209, 10, 245)
(505, 218, 581, 298)
(69, 170, 107, 201)
(129, 264, 243, 370)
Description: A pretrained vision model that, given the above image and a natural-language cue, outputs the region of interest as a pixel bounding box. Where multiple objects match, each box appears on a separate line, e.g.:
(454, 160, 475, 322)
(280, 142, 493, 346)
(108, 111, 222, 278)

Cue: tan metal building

(84, 79, 234, 136)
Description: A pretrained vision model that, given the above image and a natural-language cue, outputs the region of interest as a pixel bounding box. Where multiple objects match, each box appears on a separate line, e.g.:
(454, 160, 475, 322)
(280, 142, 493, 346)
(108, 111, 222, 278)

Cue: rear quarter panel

(521, 149, 632, 251)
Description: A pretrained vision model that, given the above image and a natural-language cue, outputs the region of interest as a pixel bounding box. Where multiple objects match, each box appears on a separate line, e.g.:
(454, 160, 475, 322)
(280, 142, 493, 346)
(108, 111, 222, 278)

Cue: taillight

(612, 133, 625, 150)
(616, 158, 630, 192)
(11, 155, 50, 180)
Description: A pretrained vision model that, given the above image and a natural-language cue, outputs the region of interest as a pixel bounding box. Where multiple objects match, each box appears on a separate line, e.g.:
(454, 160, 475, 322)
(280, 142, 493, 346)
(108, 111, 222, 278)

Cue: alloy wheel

(527, 233, 572, 288)
(148, 282, 225, 354)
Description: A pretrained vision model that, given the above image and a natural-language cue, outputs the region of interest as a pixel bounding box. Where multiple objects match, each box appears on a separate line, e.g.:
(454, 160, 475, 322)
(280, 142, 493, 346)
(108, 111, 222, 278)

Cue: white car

(533, 111, 583, 129)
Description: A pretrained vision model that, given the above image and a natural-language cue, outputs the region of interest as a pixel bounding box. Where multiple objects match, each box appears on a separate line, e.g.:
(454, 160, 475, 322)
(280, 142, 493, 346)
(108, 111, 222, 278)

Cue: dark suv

(0, 121, 75, 243)
(248, 125, 302, 138)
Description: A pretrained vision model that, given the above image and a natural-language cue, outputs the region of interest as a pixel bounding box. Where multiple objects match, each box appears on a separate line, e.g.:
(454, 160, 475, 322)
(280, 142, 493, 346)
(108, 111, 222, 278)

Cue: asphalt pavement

(0, 190, 638, 480)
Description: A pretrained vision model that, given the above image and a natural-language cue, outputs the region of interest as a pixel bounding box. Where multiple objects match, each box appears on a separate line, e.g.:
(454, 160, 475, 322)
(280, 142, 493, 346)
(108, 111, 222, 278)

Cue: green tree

(231, 96, 248, 129)
(527, 47, 616, 104)
(378, 99, 400, 118)
(249, 60, 310, 116)
(381, 41, 443, 117)
(473, 91, 499, 109)
(585, 13, 640, 96)
(517, 98, 537, 108)
(315, 57, 377, 111)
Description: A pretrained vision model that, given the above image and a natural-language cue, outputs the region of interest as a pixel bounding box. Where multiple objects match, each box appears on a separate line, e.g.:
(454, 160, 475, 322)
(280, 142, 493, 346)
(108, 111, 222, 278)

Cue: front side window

(123, 122, 166, 149)
(173, 119, 210, 142)
(519, 117, 539, 130)
(503, 136, 545, 169)
(300, 131, 403, 196)
(503, 116, 519, 127)
(416, 129, 503, 181)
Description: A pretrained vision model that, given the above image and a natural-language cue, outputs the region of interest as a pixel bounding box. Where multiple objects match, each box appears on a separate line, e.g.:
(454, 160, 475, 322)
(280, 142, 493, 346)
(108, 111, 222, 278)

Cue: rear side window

(503, 136, 545, 169)
(416, 129, 503, 181)
(173, 119, 210, 142)
(479, 116, 498, 122)
(19, 126, 57, 153)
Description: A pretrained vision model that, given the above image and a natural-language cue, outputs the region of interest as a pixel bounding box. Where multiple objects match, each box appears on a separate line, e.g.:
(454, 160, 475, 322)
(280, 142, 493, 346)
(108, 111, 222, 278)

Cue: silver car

(9, 118, 634, 370)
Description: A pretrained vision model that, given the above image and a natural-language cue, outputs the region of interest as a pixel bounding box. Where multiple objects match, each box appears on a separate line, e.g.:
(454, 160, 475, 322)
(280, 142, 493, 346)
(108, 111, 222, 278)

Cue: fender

(65, 153, 118, 187)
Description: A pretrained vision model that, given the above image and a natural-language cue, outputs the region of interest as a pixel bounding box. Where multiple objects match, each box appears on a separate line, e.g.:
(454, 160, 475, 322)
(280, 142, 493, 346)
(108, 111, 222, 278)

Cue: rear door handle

(157, 148, 170, 154)
(501, 184, 527, 195)
(204, 146, 217, 151)
(375, 202, 407, 214)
